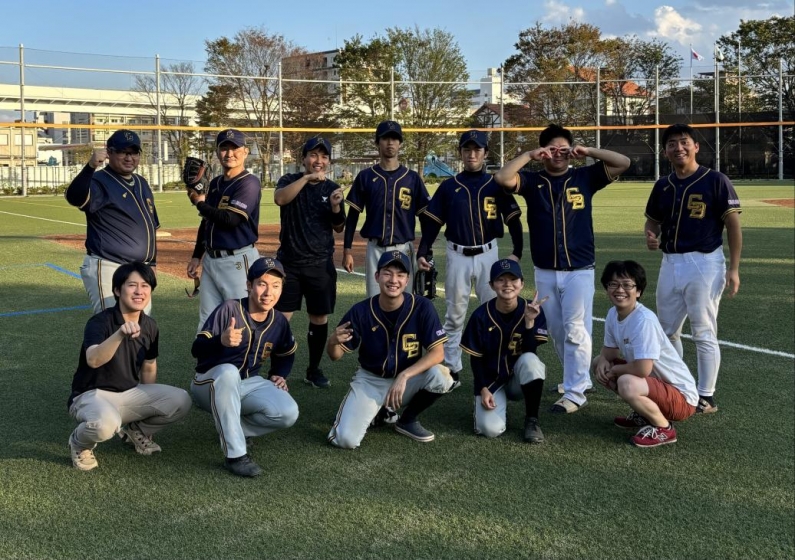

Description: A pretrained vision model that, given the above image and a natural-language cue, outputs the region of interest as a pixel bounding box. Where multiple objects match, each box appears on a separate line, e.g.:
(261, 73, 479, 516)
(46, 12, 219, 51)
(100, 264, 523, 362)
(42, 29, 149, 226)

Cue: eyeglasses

(607, 281, 636, 291)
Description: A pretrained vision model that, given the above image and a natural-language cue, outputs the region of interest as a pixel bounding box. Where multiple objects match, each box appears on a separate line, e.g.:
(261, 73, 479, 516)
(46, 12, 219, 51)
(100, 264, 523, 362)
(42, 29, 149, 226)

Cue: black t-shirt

(68, 305, 159, 408)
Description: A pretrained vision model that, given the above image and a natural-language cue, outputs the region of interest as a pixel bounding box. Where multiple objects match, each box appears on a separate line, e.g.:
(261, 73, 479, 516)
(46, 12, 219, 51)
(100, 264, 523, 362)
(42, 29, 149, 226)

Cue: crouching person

(593, 260, 698, 448)
(461, 259, 549, 443)
(67, 262, 191, 471)
(326, 251, 453, 449)
(191, 257, 299, 477)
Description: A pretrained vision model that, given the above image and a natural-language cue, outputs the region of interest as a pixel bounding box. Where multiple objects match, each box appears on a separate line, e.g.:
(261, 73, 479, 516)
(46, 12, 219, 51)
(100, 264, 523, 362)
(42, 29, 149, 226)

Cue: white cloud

(649, 5, 703, 45)
(605, 0, 617, 5)
(541, 0, 586, 24)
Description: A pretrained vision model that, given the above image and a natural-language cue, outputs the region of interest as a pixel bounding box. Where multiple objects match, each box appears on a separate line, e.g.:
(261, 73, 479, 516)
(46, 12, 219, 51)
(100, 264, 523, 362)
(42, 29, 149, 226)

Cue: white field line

(0, 210, 83, 227)
(337, 268, 794, 360)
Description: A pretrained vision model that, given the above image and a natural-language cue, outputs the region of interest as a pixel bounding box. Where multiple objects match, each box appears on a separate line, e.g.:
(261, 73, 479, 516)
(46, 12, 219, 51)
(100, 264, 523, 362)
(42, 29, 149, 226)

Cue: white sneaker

(119, 423, 161, 455)
(69, 434, 98, 471)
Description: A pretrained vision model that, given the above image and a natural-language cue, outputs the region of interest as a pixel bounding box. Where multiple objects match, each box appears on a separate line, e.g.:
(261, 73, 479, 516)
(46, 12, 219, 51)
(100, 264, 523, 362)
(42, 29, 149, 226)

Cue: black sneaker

(224, 455, 262, 477)
(394, 420, 435, 442)
(370, 406, 399, 427)
(304, 369, 330, 389)
(523, 417, 545, 443)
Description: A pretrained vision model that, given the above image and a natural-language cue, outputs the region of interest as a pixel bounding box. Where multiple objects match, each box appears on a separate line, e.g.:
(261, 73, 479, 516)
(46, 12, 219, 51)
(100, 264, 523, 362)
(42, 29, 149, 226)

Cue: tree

(133, 62, 204, 165)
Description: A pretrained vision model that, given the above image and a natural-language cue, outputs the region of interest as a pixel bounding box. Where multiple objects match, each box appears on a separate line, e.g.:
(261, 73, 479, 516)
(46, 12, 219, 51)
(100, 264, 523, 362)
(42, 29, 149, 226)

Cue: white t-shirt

(604, 302, 698, 406)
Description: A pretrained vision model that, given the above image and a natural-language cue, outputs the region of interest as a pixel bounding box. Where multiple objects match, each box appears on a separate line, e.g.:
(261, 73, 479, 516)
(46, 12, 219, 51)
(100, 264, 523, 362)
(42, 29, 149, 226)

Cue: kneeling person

(592, 260, 698, 448)
(67, 262, 192, 471)
(191, 257, 299, 477)
(327, 251, 452, 448)
(461, 259, 549, 443)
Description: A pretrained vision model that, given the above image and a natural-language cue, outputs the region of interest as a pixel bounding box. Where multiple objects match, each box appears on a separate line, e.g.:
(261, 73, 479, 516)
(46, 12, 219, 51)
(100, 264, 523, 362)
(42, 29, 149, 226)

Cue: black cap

(375, 120, 403, 142)
(490, 259, 524, 282)
(459, 129, 488, 149)
(107, 130, 141, 152)
(247, 257, 286, 281)
(216, 129, 246, 148)
(302, 137, 332, 157)
(377, 250, 411, 272)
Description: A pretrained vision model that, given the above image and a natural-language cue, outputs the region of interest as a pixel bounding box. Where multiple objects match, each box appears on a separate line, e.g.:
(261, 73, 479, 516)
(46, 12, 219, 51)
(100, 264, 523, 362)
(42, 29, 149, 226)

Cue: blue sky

(1, 0, 790, 81)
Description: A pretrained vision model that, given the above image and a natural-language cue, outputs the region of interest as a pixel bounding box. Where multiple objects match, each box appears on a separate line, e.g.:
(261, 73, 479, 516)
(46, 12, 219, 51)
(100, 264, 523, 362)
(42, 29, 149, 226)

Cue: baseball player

(186, 129, 262, 332)
(65, 130, 158, 314)
(343, 120, 431, 297)
(191, 257, 299, 478)
(592, 260, 698, 448)
(274, 137, 346, 389)
(67, 262, 192, 471)
(644, 123, 742, 414)
(417, 130, 524, 389)
(461, 259, 549, 443)
(326, 251, 453, 448)
(494, 123, 631, 414)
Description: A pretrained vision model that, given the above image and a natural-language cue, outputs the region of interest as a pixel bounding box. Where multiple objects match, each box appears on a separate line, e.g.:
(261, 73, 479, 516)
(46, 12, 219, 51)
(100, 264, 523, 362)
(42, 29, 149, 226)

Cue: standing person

(65, 130, 158, 314)
(274, 137, 346, 389)
(592, 260, 698, 448)
(326, 251, 453, 449)
(495, 123, 630, 414)
(644, 123, 742, 414)
(461, 259, 549, 443)
(417, 130, 524, 389)
(67, 262, 192, 471)
(186, 129, 262, 332)
(191, 257, 299, 478)
(342, 120, 431, 296)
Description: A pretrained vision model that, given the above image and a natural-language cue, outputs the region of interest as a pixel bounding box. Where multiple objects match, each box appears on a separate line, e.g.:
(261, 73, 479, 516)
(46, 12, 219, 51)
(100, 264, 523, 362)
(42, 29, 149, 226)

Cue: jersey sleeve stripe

(424, 211, 444, 224)
(643, 212, 662, 223)
(460, 344, 483, 357)
(226, 207, 249, 219)
(427, 337, 448, 351)
(504, 209, 521, 222)
(197, 331, 213, 338)
(345, 200, 363, 213)
(339, 343, 354, 354)
(274, 341, 298, 357)
(721, 207, 742, 220)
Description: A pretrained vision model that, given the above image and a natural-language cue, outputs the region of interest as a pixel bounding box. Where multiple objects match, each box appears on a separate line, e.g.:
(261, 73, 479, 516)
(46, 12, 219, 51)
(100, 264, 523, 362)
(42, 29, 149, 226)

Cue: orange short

(646, 376, 696, 421)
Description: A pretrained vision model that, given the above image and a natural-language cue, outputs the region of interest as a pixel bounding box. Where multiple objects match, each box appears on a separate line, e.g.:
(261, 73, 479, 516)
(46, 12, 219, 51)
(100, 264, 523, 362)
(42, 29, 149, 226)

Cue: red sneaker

(631, 424, 677, 448)
(614, 411, 650, 429)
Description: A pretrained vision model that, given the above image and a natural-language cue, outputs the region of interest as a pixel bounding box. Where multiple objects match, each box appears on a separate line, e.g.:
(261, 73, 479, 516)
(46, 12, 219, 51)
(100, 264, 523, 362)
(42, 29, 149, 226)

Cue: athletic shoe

(631, 424, 677, 448)
(394, 420, 435, 442)
(69, 434, 98, 471)
(549, 397, 586, 414)
(304, 369, 330, 389)
(370, 406, 399, 428)
(449, 370, 462, 391)
(523, 417, 545, 444)
(696, 397, 718, 414)
(119, 422, 161, 456)
(224, 455, 262, 477)
(614, 411, 650, 429)
(549, 383, 597, 395)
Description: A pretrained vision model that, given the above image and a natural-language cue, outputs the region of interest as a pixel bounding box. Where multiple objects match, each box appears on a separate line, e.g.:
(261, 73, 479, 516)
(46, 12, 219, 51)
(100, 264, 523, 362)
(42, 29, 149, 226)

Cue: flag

(691, 48, 704, 61)
(715, 45, 725, 62)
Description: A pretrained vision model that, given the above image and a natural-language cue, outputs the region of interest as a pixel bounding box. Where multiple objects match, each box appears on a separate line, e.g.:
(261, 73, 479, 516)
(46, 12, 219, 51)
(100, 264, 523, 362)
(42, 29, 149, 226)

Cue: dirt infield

(762, 199, 795, 208)
(45, 225, 371, 279)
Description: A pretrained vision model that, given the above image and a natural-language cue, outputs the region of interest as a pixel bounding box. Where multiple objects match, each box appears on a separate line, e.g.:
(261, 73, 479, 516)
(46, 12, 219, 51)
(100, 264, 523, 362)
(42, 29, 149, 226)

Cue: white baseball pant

(197, 245, 260, 333)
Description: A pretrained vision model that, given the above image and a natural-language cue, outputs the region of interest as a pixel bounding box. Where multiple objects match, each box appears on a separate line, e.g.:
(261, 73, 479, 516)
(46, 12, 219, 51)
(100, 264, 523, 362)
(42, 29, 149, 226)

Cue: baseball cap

(375, 120, 403, 142)
(459, 129, 488, 149)
(106, 129, 141, 152)
(247, 257, 286, 281)
(216, 129, 246, 148)
(377, 250, 411, 273)
(302, 137, 332, 157)
(490, 259, 524, 282)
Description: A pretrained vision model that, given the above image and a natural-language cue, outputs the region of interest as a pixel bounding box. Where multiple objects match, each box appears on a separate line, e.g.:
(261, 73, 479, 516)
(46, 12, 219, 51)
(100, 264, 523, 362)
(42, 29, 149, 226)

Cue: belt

(369, 239, 407, 248)
(451, 240, 495, 257)
(206, 245, 253, 259)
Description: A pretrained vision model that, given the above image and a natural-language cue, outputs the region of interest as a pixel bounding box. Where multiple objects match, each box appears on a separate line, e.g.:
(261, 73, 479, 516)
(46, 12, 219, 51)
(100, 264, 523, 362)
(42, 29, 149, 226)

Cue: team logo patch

(468, 131, 477, 139)
(124, 131, 134, 141)
(231, 199, 248, 210)
(392, 250, 402, 259)
(537, 328, 548, 336)
(227, 130, 235, 139)
(322, 196, 328, 202)
(435, 329, 445, 337)
(264, 257, 276, 268)
(500, 260, 511, 269)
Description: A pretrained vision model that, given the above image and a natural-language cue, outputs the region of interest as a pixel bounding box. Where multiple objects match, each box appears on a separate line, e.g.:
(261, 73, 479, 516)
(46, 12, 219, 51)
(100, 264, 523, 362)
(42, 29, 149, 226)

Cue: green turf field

(0, 181, 793, 560)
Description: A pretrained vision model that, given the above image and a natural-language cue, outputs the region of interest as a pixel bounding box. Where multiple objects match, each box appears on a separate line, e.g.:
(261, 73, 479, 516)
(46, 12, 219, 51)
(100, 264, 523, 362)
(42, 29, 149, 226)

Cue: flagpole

(738, 38, 742, 176)
(715, 42, 720, 172)
(690, 43, 694, 115)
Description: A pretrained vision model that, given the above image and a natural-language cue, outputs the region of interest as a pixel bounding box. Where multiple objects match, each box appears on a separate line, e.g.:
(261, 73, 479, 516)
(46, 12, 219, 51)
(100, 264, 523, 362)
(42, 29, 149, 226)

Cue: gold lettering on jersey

(398, 187, 412, 210)
(565, 188, 585, 210)
(219, 195, 230, 209)
(146, 198, 154, 214)
(402, 334, 420, 358)
(483, 196, 497, 219)
(508, 333, 523, 356)
(260, 342, 273, 359)
(687, 194, 706, 219)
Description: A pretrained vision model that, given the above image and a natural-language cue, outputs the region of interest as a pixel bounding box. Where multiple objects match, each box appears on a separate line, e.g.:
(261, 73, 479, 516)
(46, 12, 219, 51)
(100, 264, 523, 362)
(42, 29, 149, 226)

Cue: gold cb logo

(402, 334, 420, 358)
(483, 196, 497, 219)
(398, 187, 412, 210)
(508, 333, 523, 356)
(565, 187, 585, 210)
(687, 194, 706, 219)
(260, 342, 273, 360)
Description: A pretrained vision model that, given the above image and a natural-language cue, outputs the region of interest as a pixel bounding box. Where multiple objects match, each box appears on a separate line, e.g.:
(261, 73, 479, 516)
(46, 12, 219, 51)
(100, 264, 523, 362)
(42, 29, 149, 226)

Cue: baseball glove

(413, 258, 438, 299)
(182, 156, 208, 194)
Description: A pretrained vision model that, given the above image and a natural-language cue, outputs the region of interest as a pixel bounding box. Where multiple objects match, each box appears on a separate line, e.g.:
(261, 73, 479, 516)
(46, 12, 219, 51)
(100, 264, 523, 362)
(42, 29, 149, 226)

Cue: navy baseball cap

(302, 137, 332, 157)
(459, 130, 488, 149)
(247, 257, 286, 281)
(107, 130, 141, 152)
(216, 129, 246, 148)
(377, 250, 411, 273)
(490, 259, 523, 282)
(375, 120, 403, 142)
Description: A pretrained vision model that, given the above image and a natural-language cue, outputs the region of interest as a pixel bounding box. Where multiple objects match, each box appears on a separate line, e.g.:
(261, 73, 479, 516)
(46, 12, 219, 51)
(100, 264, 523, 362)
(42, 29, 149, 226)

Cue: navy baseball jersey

(514, 163, 614, 270)
(337, 294, 447, 378)
(275, 173, 345, 265)
(65, 165, 159, 264)
(202, 172, 262, 251)
(69, 304, 159, 407)
(192, 298, 297, 379)
(423, 169, 521, 246)
(461, 298, 548, 395)
(644, 166, 742, 254)
(344, 165, 430, 247)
